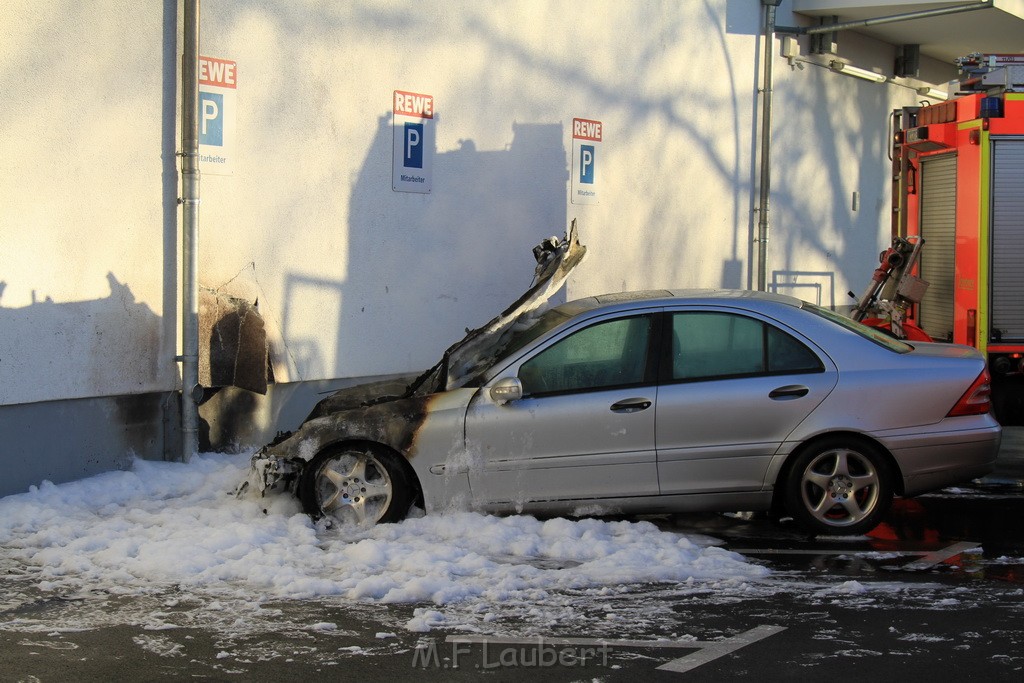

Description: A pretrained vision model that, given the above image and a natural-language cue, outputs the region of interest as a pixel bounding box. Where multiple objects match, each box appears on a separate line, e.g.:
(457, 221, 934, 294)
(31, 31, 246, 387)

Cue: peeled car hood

(444, 219, 587, 388)
(305, 221, 586, 416)
(305, 374, 422, 419)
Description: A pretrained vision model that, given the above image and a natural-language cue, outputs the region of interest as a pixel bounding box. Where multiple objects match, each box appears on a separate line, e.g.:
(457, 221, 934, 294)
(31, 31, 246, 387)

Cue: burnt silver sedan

(240, 230, 1000, 535)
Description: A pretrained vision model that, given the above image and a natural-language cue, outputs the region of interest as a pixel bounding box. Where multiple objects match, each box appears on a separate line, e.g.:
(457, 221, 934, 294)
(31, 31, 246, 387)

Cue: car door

(465, 312, 660, 506)
(656, 308, 838, 494)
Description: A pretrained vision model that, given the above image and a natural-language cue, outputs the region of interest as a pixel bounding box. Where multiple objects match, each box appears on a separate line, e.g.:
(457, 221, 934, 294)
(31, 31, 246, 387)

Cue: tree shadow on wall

(0, 274, 172, 462)
(0, 273, 165, 405)
(282, 114, 570, 382)
(205, 116, 572, 450)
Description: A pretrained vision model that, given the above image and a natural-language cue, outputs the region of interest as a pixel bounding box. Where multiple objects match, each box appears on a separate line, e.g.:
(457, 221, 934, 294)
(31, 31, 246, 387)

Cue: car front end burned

(237, 223, 587, 523)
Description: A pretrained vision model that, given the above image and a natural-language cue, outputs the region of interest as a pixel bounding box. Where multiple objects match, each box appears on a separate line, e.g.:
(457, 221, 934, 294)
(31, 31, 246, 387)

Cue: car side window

(767, 325, 823, 373)
(671, 312, 822, 381)
(519, 316, 651, 395)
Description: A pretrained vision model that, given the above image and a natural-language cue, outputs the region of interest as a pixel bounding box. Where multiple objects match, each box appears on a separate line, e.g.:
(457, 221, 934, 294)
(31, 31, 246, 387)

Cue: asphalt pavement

(2, 427, 1023, 681)
(987, 425, 1024, 482)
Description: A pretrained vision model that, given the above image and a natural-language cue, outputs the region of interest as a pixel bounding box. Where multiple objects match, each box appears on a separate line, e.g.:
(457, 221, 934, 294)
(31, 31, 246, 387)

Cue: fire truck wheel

(783, 437, 893, 535)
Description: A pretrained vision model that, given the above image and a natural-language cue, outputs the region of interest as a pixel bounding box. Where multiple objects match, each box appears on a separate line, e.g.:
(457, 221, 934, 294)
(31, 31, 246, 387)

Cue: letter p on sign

(199, 92, 224, 146)
(579, 145, 595, 184)
(404, 122, 424, 168)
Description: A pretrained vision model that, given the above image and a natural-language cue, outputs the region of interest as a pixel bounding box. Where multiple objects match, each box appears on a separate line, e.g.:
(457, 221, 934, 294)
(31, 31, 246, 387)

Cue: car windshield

(498, 307, 573, 358)
(802, 302, 913, 353)
(447, 306, 572, 386)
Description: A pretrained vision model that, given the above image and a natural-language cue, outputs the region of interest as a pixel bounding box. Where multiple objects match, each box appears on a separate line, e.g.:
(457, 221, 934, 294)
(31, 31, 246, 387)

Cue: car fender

(252, 388, 479, 514)
(763, 428, 906, 498)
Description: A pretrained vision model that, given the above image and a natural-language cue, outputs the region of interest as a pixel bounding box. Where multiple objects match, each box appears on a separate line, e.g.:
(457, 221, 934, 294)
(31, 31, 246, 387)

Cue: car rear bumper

(877, 418, 1002, 497)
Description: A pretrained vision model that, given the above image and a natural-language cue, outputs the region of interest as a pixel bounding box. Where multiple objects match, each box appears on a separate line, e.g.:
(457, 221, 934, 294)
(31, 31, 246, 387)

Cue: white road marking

(731, 548, 887, 555)
(656, 625, 787, 673)
(732, 540, 981, 571)
(901, 541, 981, 570)
(447, 635, 704, 648)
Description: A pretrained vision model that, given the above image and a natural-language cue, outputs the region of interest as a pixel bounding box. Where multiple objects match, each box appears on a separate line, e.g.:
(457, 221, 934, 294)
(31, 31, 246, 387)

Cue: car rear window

(802, 302, 913, 353)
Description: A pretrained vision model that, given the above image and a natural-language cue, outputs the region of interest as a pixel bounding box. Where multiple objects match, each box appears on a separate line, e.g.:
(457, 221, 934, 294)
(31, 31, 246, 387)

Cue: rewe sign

(392, 90, 434, 194)
(571, 117, 601, 205)
(198, 56, 237, 176)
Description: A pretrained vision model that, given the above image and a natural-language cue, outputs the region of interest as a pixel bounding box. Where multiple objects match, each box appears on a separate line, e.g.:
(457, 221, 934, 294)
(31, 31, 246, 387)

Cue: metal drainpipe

(180, 0, 201, 462)
(756, 1, 778, 292)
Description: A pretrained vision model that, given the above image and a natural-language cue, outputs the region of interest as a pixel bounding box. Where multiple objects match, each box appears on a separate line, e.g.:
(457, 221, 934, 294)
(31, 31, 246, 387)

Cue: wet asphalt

(989, 424, 1024, 482)
(2, 429, 1024, 681)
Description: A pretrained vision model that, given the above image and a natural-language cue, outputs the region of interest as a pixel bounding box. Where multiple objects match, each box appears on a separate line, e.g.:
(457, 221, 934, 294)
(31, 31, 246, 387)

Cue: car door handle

(610, 397, 652, 413)
(769, 385, 810, 400)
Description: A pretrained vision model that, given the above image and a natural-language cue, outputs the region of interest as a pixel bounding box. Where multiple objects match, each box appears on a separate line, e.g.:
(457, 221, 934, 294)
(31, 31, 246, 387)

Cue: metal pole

(181, 0, 200, 462)
(756, 2, 777, 292)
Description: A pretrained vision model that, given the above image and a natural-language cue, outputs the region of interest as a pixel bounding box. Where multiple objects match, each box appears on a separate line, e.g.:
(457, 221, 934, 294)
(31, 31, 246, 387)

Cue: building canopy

(793, 0, 1024, 63)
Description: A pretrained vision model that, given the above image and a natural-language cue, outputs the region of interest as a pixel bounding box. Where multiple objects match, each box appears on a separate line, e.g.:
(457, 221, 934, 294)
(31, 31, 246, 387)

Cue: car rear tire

(299, 444, 412, 526)
(784, 437, 892, 536)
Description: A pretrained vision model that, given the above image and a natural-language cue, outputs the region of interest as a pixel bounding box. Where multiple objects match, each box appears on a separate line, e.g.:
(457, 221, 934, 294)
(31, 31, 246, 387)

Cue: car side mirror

(489, 377, 523, 404)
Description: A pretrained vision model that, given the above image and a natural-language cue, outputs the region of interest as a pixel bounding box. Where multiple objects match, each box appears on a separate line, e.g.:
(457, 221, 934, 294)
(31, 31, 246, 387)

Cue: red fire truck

(888, 54, 1024, 424)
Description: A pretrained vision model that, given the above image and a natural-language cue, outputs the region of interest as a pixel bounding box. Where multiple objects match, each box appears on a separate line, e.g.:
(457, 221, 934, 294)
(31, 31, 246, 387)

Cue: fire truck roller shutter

(918, 154, 958, 342)
(990, 138, 1024, 342)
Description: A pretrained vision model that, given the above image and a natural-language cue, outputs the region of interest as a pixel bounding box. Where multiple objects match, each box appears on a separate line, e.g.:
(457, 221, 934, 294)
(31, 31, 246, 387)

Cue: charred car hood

(305, 374, 422, 420)
(443, 220, 586, 388)
(303, 221, 585, 418)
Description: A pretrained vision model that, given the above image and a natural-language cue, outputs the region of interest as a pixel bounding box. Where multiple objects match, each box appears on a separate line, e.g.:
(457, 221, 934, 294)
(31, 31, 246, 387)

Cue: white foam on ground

(0, 454, 768, 634)
(3, 454, 1016, 642)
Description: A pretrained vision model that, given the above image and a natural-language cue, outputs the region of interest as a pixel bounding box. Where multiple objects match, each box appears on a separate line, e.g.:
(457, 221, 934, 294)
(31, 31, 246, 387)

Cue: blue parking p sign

(199, 92, 224, 146)
(198, 56, 236, 175)
(404, 122, 424, 169)
(579, 144, 595, 184)
(571, 118, 601, 204)
(392, 90, 434, 193)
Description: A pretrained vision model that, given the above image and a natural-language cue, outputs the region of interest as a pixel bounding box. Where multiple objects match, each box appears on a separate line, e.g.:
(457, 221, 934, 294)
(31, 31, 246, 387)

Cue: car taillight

(946, 369, 992, 417)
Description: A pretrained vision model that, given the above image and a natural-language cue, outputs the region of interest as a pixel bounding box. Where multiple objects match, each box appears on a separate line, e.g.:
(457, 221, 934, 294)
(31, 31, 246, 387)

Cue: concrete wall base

(0, 375, 409, 499)
(0, 392, 180, 498)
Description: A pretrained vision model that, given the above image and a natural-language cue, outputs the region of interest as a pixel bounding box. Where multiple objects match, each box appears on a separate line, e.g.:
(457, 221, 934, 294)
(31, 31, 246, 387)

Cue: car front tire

(784, 437, 893, 536)
(299, 444, 412, 526)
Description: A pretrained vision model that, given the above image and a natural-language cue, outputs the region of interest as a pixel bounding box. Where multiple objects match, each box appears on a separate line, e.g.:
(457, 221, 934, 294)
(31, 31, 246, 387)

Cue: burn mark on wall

(199, 287, 270, 395)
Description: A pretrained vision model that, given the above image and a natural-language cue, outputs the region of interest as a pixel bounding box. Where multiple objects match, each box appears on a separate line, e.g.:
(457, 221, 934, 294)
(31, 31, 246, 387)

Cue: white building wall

(1, 0, 179, 406)
(768, 24, 952, 310)
(194, 0, 771, 386)
(0, 1, 957, 488)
